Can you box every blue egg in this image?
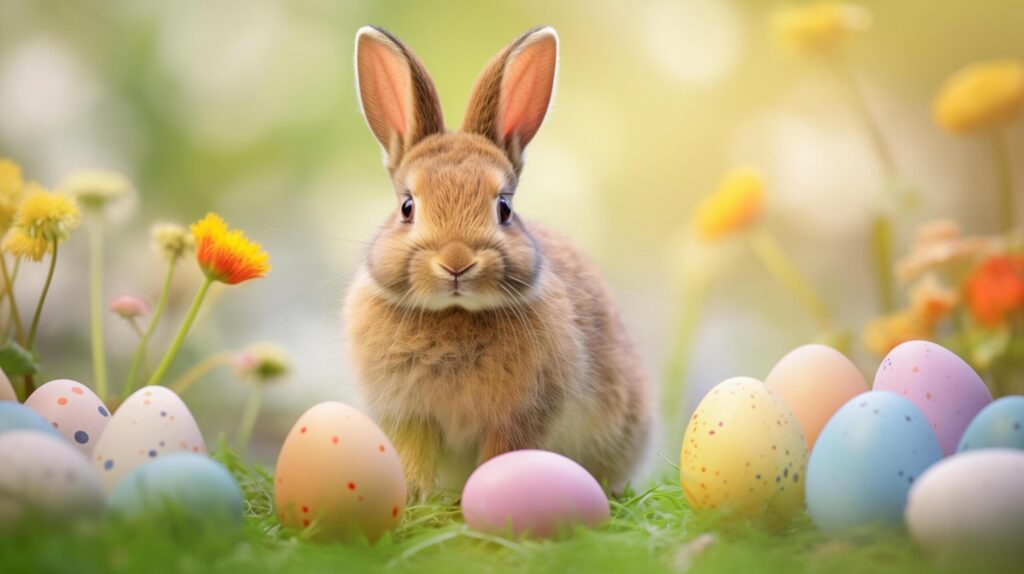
[108,453,244,527]
[806,391,942,532]
[958,396,1024,452]
[0,401,62,438]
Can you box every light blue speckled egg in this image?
[958,396,1024,453]
[108,453,243,527]
[0,401,62,438]
[807,391,943,532]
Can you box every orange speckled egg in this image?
[764,344,868,449]
[680,377,807,530]
[274,402,405,542]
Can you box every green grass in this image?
[0,442,993,573]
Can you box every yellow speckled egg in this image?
[680,377,808,529]
[274,402,405,542]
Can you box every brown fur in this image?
[345,26,653,499]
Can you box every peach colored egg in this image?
[274,402,405,542]
[25,379,111,455]
[91,386,206,492]
[0,368,15,402]
[680,377,807,530]
[764,345,868,448]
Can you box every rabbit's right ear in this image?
[355,26,445,172]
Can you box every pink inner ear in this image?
[500,36,557,144]
[359,36,410,137]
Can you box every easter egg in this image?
[906,449,1024,560]
[25,379,110,455]
[461,449,610,538]
[806,391,942,532]
[0,430,105,527]
[92,386,206,492]
[873,340,992,455]
[680,377,807,529]
[274,401,405,542]
[958,396,1024,452]
[0,401,62,438]
[109,453,244,527]
[0,368,15,401]
[765,344,868,448]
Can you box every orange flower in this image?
[191,212,270,285]
[964,254,1024,326]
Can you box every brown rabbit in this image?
[343,25,653,499]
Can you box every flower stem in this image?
[168,351,233,396]
[662,267,710,438]
[89,219,108,401]
[749,228,835,333]
[146,276,213,388]
[236,385,265,450]
[1,256,26,344]
[124,260,178,399]
[26,241,58,350]
[991,129,1015,233]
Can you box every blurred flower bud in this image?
[233,343,291,385]
[694,167,765,241]
[109,294,150,320]
[151,222,195,262]
[934,59,1024,134]
[59,168,137,222]
[771,2,871,56]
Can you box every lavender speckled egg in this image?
[0,430,105,528]
[873,341,991,455]
[25,379,110,455]
[461,450,610,538]
[91,386,206,492]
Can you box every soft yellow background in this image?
[0,0,1021,464]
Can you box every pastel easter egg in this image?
[807,391,942,532]
[0,368,15,401]
[958,396,1024,452]
[92,386,206,492]
[274,402,405,542]
[109,453,243,527]
[461,450,610,538]
[873,340,992,455]
[906,449,1024,560]
[765,344,868,448]
[680,377,808,530]
[25,379,110,455]
[0,401,62,438]
[0,430,105,528]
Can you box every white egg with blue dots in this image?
[25,379,111,455]
[91,386,206,492]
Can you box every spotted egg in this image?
[680,377,808,530]
[274,402,406,542]
[91,386,206,492]
[25,379,110,455]
[0,367,15,401]
[0,430,105,528]
[806,391,942,532]
[873,340,992,455]
[958,396,1024,452]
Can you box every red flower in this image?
[964,254,1024,326]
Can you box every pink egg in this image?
[461,450,610,538]
[25,379,110,455]
[873,341,992,455]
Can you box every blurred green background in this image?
[0,0,1021,466]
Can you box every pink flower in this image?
[109,294,150,320]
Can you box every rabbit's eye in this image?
[400,197,415,222]
[497,197,512,225]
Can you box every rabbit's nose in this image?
[434,243,477,278]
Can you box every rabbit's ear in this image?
[355,26,445,171]
[463,26,558,173]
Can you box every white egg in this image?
[25,379,111,455]
[91,386,206,492]
[0,367,15,402]
[0,430,105,528]
[906,449,1024,560]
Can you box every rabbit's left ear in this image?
[463,26,558,173]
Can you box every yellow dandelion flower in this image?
[0,158,25,233]
[59,168,136,221]
[863,312,933,357]
[694,167,765,241]
[771,2,871,56]
[191,212,270,285]
[933,59,1024,134]
[1,229,49,262]
[8,183,81,245]
[151,222,195,261]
